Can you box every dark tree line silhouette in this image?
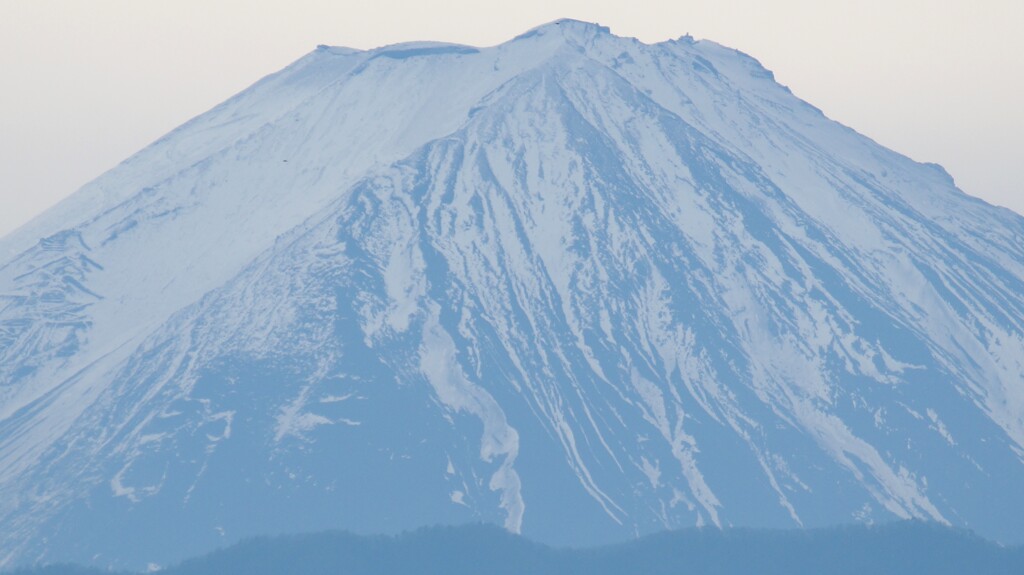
[9,521,1024,575]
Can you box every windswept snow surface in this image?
[1,19,1023,569]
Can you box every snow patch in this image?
[420,306,524,532]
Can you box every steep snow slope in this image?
[1,19,1022,569]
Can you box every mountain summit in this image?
[2,20,1023,569]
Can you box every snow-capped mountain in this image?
[2,19,1023,569]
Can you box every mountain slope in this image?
[1,19,1023,569]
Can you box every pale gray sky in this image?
[1,0,1021,237]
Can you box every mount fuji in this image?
[2,19,1023,569]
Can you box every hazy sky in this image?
[1,0,1021,236]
